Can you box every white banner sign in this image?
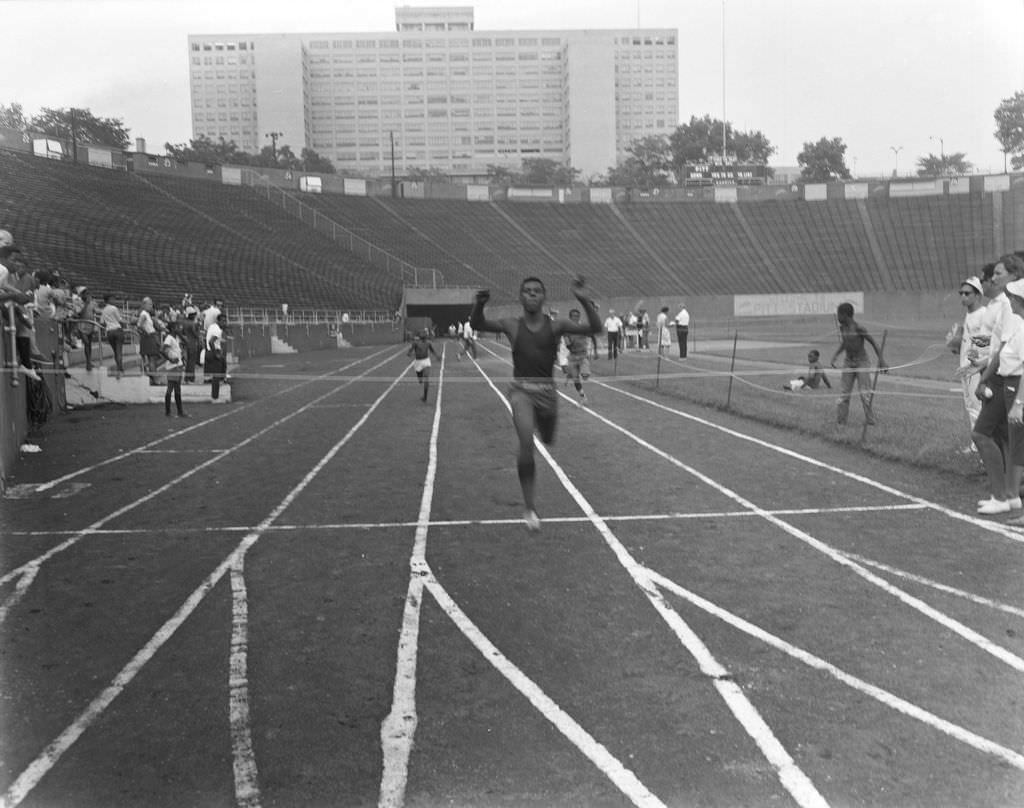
[733,292,864,317]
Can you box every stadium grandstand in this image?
[1,143,1019,316]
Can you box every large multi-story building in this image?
[188,6,677,181]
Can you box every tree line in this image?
[3,93,1023,187]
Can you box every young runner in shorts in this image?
[470,275,601,530]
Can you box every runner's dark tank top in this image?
[512,316,557,381]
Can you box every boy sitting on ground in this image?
[783,349,832,391]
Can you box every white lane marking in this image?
[0,367,410,808]
[379,349,446,808]
[230,554,261,808]
[473,365,828,808]
[838,551,1024,620]
[0,352,405,622]
[32,347,398,493]
[647,569,1024,771]
[422,575,668,808]
[1,503,930,538]
[576,399,1024,673]
[598,381,1024,545]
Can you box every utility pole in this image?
[265,131,283,162]
[70,107,79,164]
[390,131,397,198]
[721,0,727,164]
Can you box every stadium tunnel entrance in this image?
[402,287,476,337]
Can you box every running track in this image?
[1,341,1022,807]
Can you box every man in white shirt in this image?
[674,303,690,358]
[971,255,1024,514]
[459,319,476,359]
[950,274,991,451]
[603,308,623,360]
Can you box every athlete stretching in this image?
[470,275,601,530]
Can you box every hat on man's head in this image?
[961,276,984,295]
[0,229,21,252]
[1006,278,1024,298]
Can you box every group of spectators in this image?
[950,251,1024,521]
[600,304,689,359]
[0,227,229,398]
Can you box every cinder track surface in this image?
[1,342,1022,808]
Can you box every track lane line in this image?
[32,347,398,493]
[469,355,828,808]
[0,351,408,623]
[0,362,411,808]
[647,569,1024,770]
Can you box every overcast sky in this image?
[3,0,1022,176]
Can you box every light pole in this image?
[930,135,945,175]
[890,145,903,178]
[265,131,283,162]
[721,0,727,164]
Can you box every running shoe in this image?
[977,497,1012,515]
[977,496,1022,509]
[523,510,541,531]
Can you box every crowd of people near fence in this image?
[948,249,1024,523]
[0,228,230,401]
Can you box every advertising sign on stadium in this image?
[683,163,767,186]
[734,292,864,318]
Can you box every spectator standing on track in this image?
[970,255,1024,514]
[783,349,832,391]
[204,312,229,400]
[674,303,690,358]
[564,308,592,404]
[137,297,161,385]
[950,274,991,453]
[407,330,441,403]
[656,306,672,355]
[603,308,622,360]
[459,319,477,360]
[76,288,98,371]
[1002,278,1024,525]
[181,309,201,383]
[161,320,189,418]
[829,302,887,426]
[470,275,601,531]
[638,308,650,350]
[99,293,126,378]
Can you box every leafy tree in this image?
[486,163,520,185]
[668,114,775,178]
[300,147,336,174]
[405,166,451,182]
[164,135,251,165]
[620,135,675,188]
[0,102,28,131]
[797,136,851,182]
[994,90,1024,171]
[30,106,130,148]
[915,151,972,177]
[519,157,580,186]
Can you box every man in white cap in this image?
[674,301,690,358]
[949,273,990,452]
